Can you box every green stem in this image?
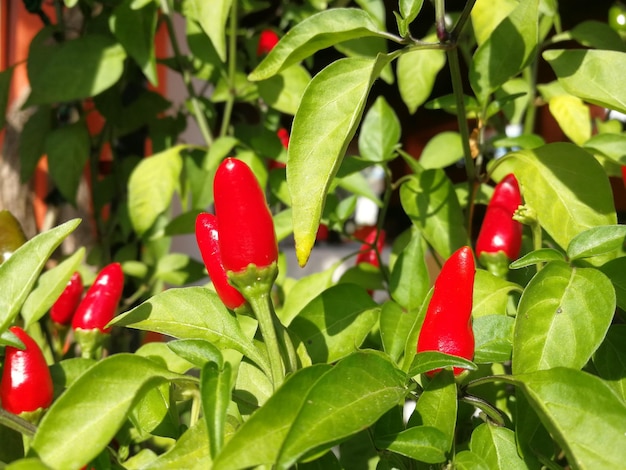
[434,0,448,41]
[450,0,477,40]
[219,0,239,137]
[447,46,477,230]
[461,394,506,426]
[0,409,37,437]
[229,264,284,390]
[159,0,214,146]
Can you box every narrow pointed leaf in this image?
[0,219,80,333]
[201,362,232,458]
[567,225,626,261]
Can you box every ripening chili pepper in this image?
[621,166,626,189]
[50,272,84,325]
[0,326,54,415]
[355,226,386,268]
[475,173,523,268]
[196,213,247,310]
[213,158,278,274]
[257,29,280,56]
[417,245,475,377]
[72,263,124,333]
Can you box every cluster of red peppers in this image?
[355,226,386,296]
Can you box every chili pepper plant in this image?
[1,0,626,468]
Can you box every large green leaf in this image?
[213,351,406,469]
[27,29,126,105]
[547,95,590,146]
[142,418,211,469]
[358,96,401,162]
[469,424,527,469]
[491,143,616,251]
[374,426,448,463]
[419,131,463,170]
[515,368,626,469]
[0,66,12,131]
[599,257,626,311]
[289,284,379,364]
[544,49,626,114]
[29,354,187,470]
[388,227,429,312]
[257,64,311,115]
[287,55,391,265]
[470,0,517,46]
[399,169,470,260]
[21,247,85,327]
[583,132,626,165]
[567,225,626,261]
[127,145,185,236]
[249,9,387,81]
[512,261,615,374]
[470,0,539,104]
[111,287,269,376]
[45,121,91,204]
[472,269,521,318]
[397,38,446,114]
[593,325,626,401]
[184,0,231,62]
[110,0,158,84]
[473,315,514,363]
[0,219,80,333]
[19,105,51,182]
[379,300,416,364]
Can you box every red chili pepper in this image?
[257,29,280,56]
[621,166,626,189]
[72,263,124,333]
[475,173,523,261]
[195,213,247,310]
[50,272,84,325]
[417,245,475,376]
[213,158,278,274]
[0,326,54,415]
[355,226,386,268]
[269,128,289,170]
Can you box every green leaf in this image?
[374,426,448,463]
[49,357,96,393]
[201,362,232,458]
[249,9,387,81]
[409,370,457,451]
[154,253,206,286]
[419,131,463,170]
[27,30,126,105]
[234,357,273,415]
[212,351,407,469]
[127,145,185,236]
[21,248,85,328]
[45,121,91,204]
[599,257,626,312]
[400,170,470,260]
[131,382,179,439]
[583,132,626,165]
[567,225,626,261]
[593,325,626,401]
[19,105,51,182]
[0,66,12,130]
[184,0,231,62]
[273,208,294,243]
[389,227,429,312]
[470,0,517,46]
[544,49,626,114]
[408,351,477,377]
[167,339,224,369]
[111,287,269,376]
[110,0,158,85]
[358,96,401,162]
[0,219,80,333]
[515,368,626,469]
[257,64,311,115]
[473,269,521,318]
[142,418,212,469]
[547,95,590,145]
[380,300,416,364]
[512,261,615,374]
[491,143,616,251]
[469,423,528,469]
[454,450,490,470]
[397,41,446,114]
[29,354,186,470]
[568,20,626,52]
[288,55,391,266]
[509,248,566,269]
[399,0,424,26]
[470,0,539,104]
[473,315,514,363]
[0,210,27,264]
[136,341,195,375]
[289,284,380,364]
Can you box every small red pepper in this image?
[72,263,124,333]
[213,158,278,274]
[257,29,280,56]
[195,213,247,310]
[355,226,386,267]
[269,128,289,170]
[417,246,475,376]
[476,173,523,262]
[50,271,84,326]
[0,326,54,415]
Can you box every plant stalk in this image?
[219,0,239,137]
